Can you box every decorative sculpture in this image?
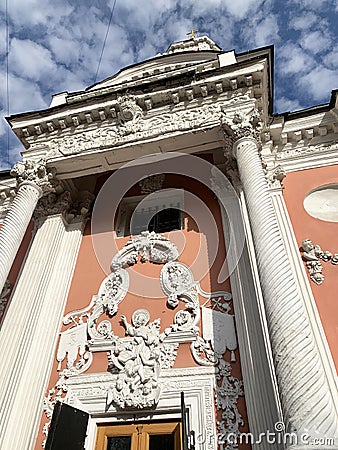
[301,238,338,284]
[47,232,243,445]
[106,309,172,408]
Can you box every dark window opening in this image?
[148,208,181,233]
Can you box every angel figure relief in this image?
[107,309,172,409]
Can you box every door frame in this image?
[62,366,217,450]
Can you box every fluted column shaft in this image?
[0,181,42,292]
[234,136,338,446]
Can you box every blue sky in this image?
[0,0,337,169]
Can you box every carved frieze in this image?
[45,95,259,158]
[117,94,143,125]
[276,140,338,162]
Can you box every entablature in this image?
[7,59,269,153]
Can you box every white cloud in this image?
[278,42,315,74]
[287,0,333,8]
[0,0,73,28]
[300,30,332,55]
[298,67,337,101]
[290,12,318,30]
[0,114,8,138]
[322,45,338,69]
[275,96,302,113]
[223,0,265,19]
[0,70,47,114]
[253,14,279,47]
[10,38,56,82]
[0,25,7,56]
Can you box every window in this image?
[116,190,184,237]
[95,422,182,450]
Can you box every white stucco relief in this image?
[31,89,254,158]
[301,238,338,285]
[45,231,244,447]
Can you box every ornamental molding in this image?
[45,102,228,157]
[275,140,338,163]
[15,70,260,144]
[34,190,72,220]
[116,94,143,125]
[20,89,256,158]
[45,367,218,450]
[10,158,59,196]
[301,238,338,285]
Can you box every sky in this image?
[0,0,337,169]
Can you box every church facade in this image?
[0,35,337,450]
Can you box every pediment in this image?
[86,50,220,92]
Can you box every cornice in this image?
[8,61,267,152]
[262,105,338,170]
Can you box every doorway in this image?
[95,422,182,450]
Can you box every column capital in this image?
[10,159,58,198]
[221,107,262,154]
[33,189,94,224]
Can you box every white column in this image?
[233,136,338,447]
[0,181,41,291]
[270,189,338,402]
[0,159,57,294]
[0,214,84,450]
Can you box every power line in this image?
[5,0,10,167]
[94,0,117,84]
